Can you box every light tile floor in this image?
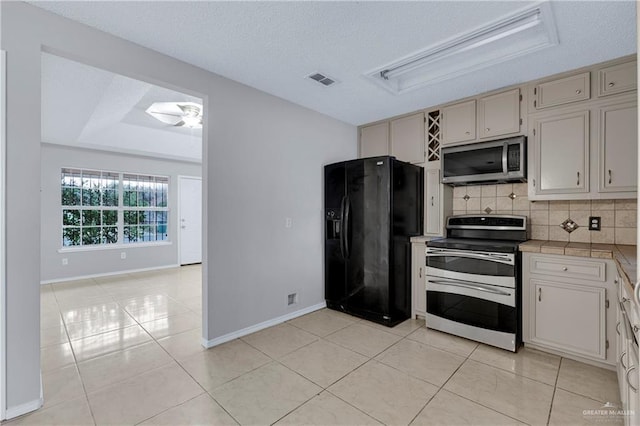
[5,265,624,425]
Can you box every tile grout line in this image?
[48,281,99,426]
[48,271,210,425]
[546,357,563,425]
[406,334,481,425]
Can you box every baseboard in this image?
[202,301,326,348]
[4,397,43,420]
[40,263,181,285]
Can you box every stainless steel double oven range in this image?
[425,215,527,352]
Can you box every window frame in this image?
[60,167,170,250]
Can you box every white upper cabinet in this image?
[478,88,521,139]
[599,101,638,192]
[424,169,441,236]
[390,112,425,164]
[532,110,590,195]
[441,100,476,144]
[598,61,637,97]
[359,122,389,158]
[531,72,590,110]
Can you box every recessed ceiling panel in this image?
[41,52,203,161]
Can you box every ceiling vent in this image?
[365,1,558,95]
[307,72,337,87]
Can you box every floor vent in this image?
[287,293,298,306]
[307,72,337,87]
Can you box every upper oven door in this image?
[426,247,516,288]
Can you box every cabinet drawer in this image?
[533,72,590,110]
[598,61,636,97]
[529,255,606,282]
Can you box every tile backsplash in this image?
[452,183,637,245]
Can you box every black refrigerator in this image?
[324,156,423,326]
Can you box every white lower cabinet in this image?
[411,242,426,319]
[523,253,616,366]
[615,272,640,426]
[530,279,606,360]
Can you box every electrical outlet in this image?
[61,258,68,266]
[285,217,293,228]
[120,252,127,259]
[589,216,601,231]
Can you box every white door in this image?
[179,176,202,265]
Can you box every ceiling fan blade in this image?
[147,111,183,118]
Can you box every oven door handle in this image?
[429,278,513,296]
[426,250,514,265]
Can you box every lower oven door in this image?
[426,276,519,351]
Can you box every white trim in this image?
[0,49,6,421]
[57,241,172,253]
[4,397,43,420]
[41,141,202,165]
[40,263,180,285]
[201,302,327,348]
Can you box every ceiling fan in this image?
[145,101,203,128]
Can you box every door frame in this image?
[1,49,7,420]
[177,175,203,266]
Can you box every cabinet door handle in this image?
[608,169,612,184]
[616,321,621,336]
[465,131,470,135]
[419,267,422,278]
[621,351,628,369]
[486,128,490,132]
[562,267,568,271]
[533,179,536,187]
[575,89,582,94]
[538,288,542,302]
[431,196,434,206]
[627,366,638,392]
[577,171,580,186]
[609,82,615,87]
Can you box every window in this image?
[61,168,169,247]
[123,174,169,243]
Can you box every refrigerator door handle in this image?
[339,196,346,259]
[344,196,351,259]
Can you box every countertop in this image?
[519,240,637,297]
[410,236,431,243]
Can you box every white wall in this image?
[40,144,201,282]
[1,2,356,416]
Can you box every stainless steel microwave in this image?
[441,136,526,186]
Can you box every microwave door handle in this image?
[502,142,508,175]
[429,278,512,296]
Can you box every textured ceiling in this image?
[32,1,636,126]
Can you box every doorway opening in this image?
[38,51,205,411]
